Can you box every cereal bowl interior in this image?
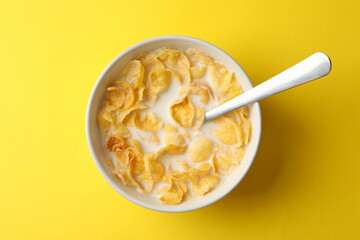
[86,36,261,212]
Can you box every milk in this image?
[101,50,244,199]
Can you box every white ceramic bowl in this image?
[86,36,262,212]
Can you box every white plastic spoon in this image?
[205,52,332,121]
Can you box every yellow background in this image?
[1,0,359,239]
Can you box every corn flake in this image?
[105,81,135,111]
[144,153,165,182]
[145,68,172,104]
[118,102,147,127]
[160,182,184,205]
[114,149,132,167]
[208,63,242,101]
[170,96,195,128]
[181,129,191,140]
[113,124,130,138]
[148,132,160,144]
[191,81,214,99]
[114,169,135,187]
[212,116,242,146]
[156,48,191,85]
[106,134,126,152]
[193,175,220,196]
[187,49,214,66]
[156,144,188,157]
[98,106,115,135]
[134,110,164,131]
[168,165,187,181]
[190,66,206,79]
[128,139,143,157]
[211,152,239,175]
[104,86,126,110]
[189,138,214,163]
[164,124,185,146]
[192,107,205,130]
[189,162,212,175]
[133,84,146,105]
[118,60,144,89]
[138,52,164,69]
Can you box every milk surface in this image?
[101,49,246,199]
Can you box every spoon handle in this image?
[205,52,331,121]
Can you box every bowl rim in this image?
[85,35,262,213]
